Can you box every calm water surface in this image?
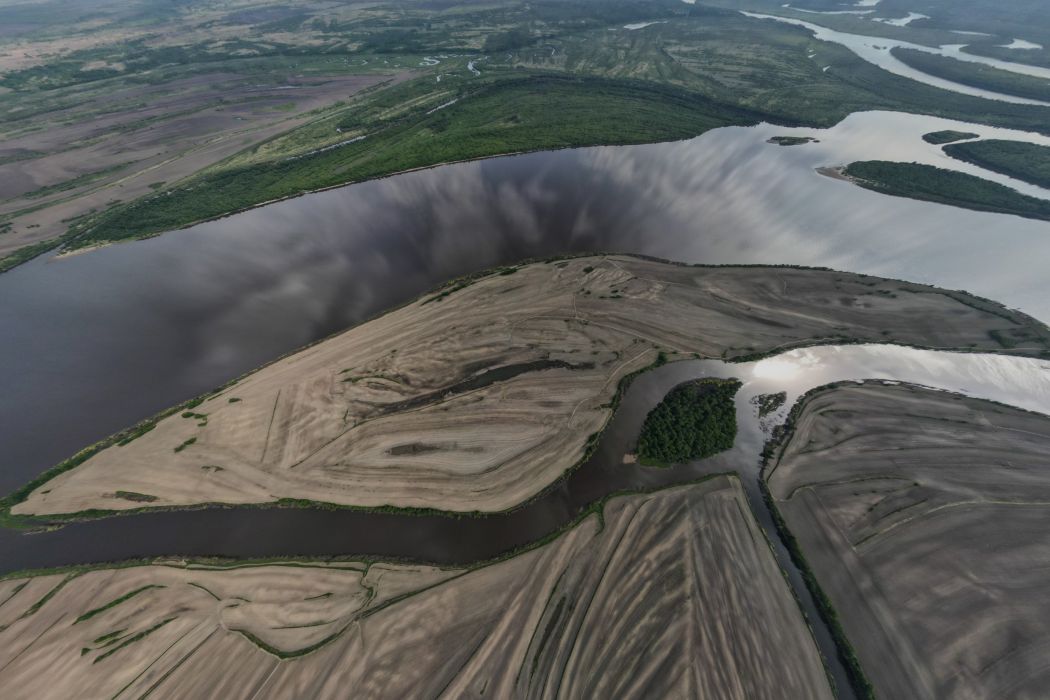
[2,110,1050,493]
[4,116,1050,694]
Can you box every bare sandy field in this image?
[767,382,1050,699]
[0,477,833,699]
[15,255,1050,517]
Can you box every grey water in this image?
[3,110,1050,497]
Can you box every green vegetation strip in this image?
[761,480,875,700]
[75,585,165,624]
[844,160,1050,221]
[761,385,876,700]
[94,617,175,663]
[66,74,763,247]
[944,139,1050,190]
[637,378,741,467]
[20,574,77,618]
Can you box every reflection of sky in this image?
[747,345,1050,418]
[2,110,1050,485]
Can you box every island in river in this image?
[8,254,1049,523]
[766,381,1050,698]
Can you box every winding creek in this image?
[3,108,1050,694]
[2,344,1049,697]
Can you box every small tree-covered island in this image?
[636,378,742,467]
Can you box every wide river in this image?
[3,109,1050,698]
[3,109,1050,495]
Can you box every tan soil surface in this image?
[0,477,833,699]
[767,382,1050,699]
[15,255,1050,516]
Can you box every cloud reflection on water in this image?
[1,110,1050,486]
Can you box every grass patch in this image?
[113,491,158,503]
[74,584,164,623]
[636,378,741,467]
[844,160,1050,221]
[94,617,175,663]
[173,437,197,453]
[21,164,127,201]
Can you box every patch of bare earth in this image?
[767,382,1050,699]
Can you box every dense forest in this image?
[922,130,978,145]
[636,378,741,467]
[944,139,1050,190]
[844,160,1050,221]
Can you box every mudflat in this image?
[767,382,1050,699]
[13,254,1050,517]
[0,477,832,699]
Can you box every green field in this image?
[944,139,1050,190]
[844,160,1050,221]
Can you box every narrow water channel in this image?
[4,344,1049,697]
